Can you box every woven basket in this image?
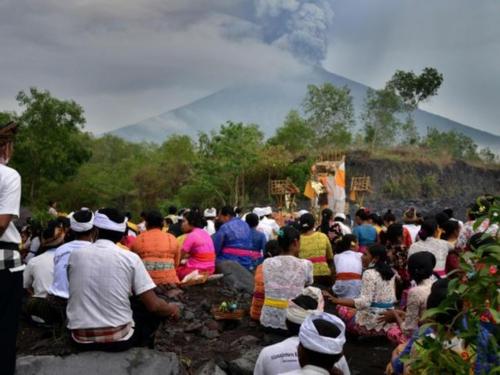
[211,306,245,321]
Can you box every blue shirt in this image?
[249,228,267,253]
[352,224,377,246]
[213,218,257,270]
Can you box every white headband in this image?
[286,286,325,325]
[286,300,319,325]
[301,287,325,311]
[93,212,127,232]
[68,211,95,233]
[299,312,346,355]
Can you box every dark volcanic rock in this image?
[227,347,261,375]
[195,360,227,375]
[16,348,181,375]
[216,261,254,293]
[347,154,500,220]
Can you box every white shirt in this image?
[280,363,350,375]
[23,249,56,298]
[204,219,216,235]
[280,366,329,375]
[333,250,362,275]
[67,239,155,330]
[48,240,92,299]
[258,217,280,240]
[25,236,40,264]
[254,336,350,375]
[408,237,453,272]
[48,207,58,217]
[335,221,352,236]
[0,164,22,246]
[403,224,421,243]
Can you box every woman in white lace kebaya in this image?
[260,226,314,330]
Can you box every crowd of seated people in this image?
[15,200,497,374]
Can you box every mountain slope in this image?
[110,67,500,150]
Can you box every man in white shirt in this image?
[257,206,280,241]
[254,290,350,375]
[24,219,73,324]
[333,213,352,235]
[0,121,23,375]
[204,207,216,235]
[49,209,95,300]
[280,313,348,375]
[28,209,96,324]
[23,246,55,298]
[67,208,179,351]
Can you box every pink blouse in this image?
[182,228,216,271]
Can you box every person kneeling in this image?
[281,312,348,375]
[66,209,179,351]
[255,288,350,375]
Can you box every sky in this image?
[0,0,499,135]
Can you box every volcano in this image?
[110,67,500,150]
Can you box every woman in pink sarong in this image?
[176,210,216,280]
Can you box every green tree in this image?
[361,87,404,148]
[196,121,264,206]
[12,88,91,204]
[386,67,443,145]
[422,127,478,160]
[268,110,314,154]
[157,135,197,198]
[400,118,420,146]
[303,83,355,147]
[57,135,149,212]
[387,67,444,112]
[0,111,15,125]
[133,135,198,209]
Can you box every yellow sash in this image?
[264,297,289,309]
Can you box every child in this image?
[332,234,363,298]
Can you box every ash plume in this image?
[254,0,334,64]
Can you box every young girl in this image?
[260,226,313,331]
[332,234,363,298]
[325,244,398,337]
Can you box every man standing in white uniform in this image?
[0,121,23,375]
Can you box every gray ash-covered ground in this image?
[17,279,392,374]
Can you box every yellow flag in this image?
[304,180,315,199]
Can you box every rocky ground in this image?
[17,265,393,374]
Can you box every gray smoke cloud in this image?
[254,0,334,64]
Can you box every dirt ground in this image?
[17,280,393,374]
